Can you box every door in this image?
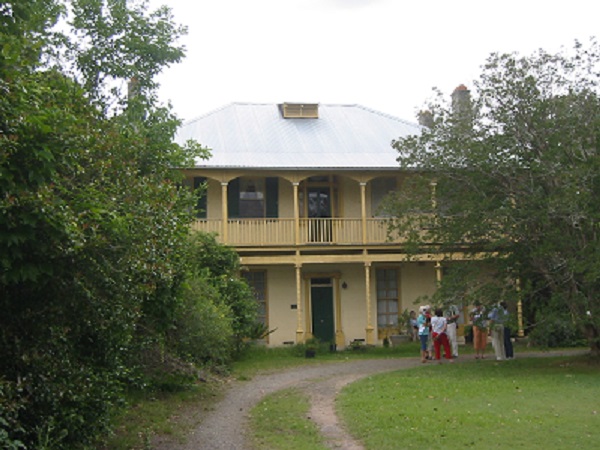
[311,278,335,343]
[308,187,332,242]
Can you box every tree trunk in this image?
[584,323,600,357]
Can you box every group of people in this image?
[470,301,514,361]
[414,301,514,363]
[415,305,459,364]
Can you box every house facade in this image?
[176,102,470,348]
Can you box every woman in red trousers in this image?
[430,308,454,364]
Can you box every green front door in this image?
[311,278,334,343]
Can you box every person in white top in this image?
[488,304,506,361]
[444,304,461,358]
[430,308,454,363]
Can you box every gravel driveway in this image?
[152,357,423,450]
[153,349,587,450]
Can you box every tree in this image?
[389,40,600,355]
[0,1,209,448]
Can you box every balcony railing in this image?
[190,218,403,246]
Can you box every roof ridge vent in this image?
[280,102,319,119]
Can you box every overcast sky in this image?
[152,0,599,124]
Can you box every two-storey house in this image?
[176,102,462,348]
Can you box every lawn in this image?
[337,355,600,449]
[105,344,597,449]
[249,388,328,450]
[232,341,422,377]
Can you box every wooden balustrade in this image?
[191,218,403,246]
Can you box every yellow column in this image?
[221,182,228,243]
[364,262,374,344]
[360,182,367,244]
[430,180,438,209]
[295,263,305,343]
[516,277,524,337]
[334,277,345,348]
[435,261,442,286]
[293,182,300,245]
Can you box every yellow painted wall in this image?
[262,262,440,347]
[400,263,438,311]
[340,177,361,217]
[339,264,368,344]
[265,265,303,345]
[278,179,294,218]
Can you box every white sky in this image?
[152,0,599,124]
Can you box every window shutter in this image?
[228,178,240,218]
[265,177,278,218]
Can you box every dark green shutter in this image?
[265,177,278,218]
[193,177,207,219]
[228,178,240,218]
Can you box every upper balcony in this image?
[191,217,402,247]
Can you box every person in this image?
[444,304,461,358]
[409,310,419,342]
[424,305,433,359]
[417,306,431,363]
[488,303,506,361]
[470,301,487,359]
[430,308,454,363]
[500,301,514,359]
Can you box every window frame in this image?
[375,268,400,336]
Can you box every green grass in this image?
[101,382,224,450]
[105,343,592,449]
[232,341,422,378]
[249,388,328,450]
[338,355,600,449]
[104,343,420,448]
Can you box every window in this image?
[371,177,397,217]
[228,177,279,218]
[376,268,399,328]
[242,270,267,328]
[239,178,265,218]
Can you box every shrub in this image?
[528,315,586,348]
[170,277,235,367]
[0,379,25,450]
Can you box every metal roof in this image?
[175,103,421,169]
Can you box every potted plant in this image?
[304,337,319,358]
[389,309,412,346]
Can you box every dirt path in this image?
[153,358,422,450]
[153,350,587,450]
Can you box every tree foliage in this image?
[185,232,259,349]
[169,233,259,367]
[389,40,600,355]
[0,1,230,448]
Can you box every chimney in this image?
[418,110,434,128]
[451,84,471,115]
